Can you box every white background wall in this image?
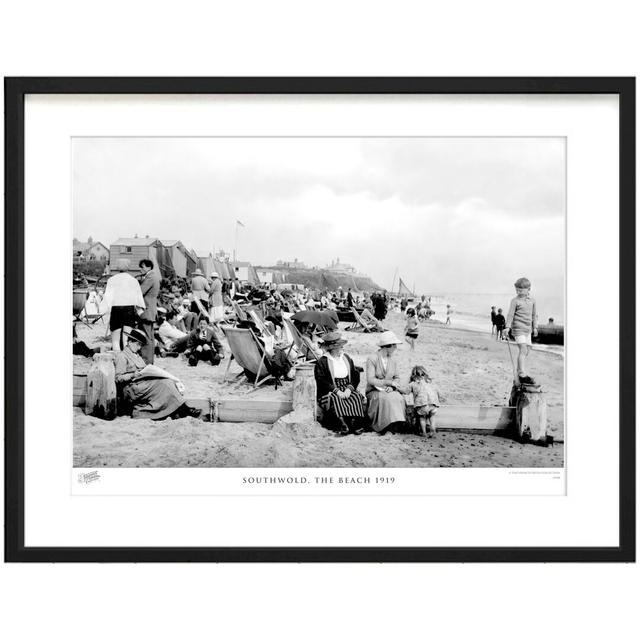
[1,2,638,639]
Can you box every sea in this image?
[401,292,564,356]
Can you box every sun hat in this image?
[123,327,148,345]
[377,330,403,347]
[320,330,347,347]
[157,306,167,314]
[192,268,204,276]
[211,272,220,278]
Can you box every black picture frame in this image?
[4,77,635,563]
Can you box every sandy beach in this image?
[73,312,564,468]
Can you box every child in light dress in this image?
[408,365,442,437]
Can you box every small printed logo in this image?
[78,470,101,484]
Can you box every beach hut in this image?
[231,261,260,284]
[109,236,164,274]
[161,240,190,278]
[257,268,278,285]
[185,248,198,276]
[213,258,232,280]
[195,250,215,278]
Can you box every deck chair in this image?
[231,300,248,322]
[73,290,106,327]
[222,326,274,389]
[283,317,319,362]
[247,309,273,337]
[348,307,379,333]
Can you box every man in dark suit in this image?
[138,258,161,364]
[185,317,224,366]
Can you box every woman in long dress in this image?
[208,272,225,325]
[114,327,201,420]
[365,330,408,434]
[314,331,367,436]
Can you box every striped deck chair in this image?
[222,326,274,389]
[348,307,378,333]
[283,318,319,362]
[247,308,273,337]
[231,299,248,322]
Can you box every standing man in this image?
[138,258,160,364]
[346,288,354,308]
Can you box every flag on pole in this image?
[237,220,245,228]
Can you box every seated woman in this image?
[314,331,367,436]
[365,330,408,434]
[115,327,201,420]
[185,316,224,367]
[155,308,189,357]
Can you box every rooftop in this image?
[113,237,159,247]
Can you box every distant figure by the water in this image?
[490,306,497,335]
[445,304,453,325]
[505,277,538,384]
[494,308,506,340]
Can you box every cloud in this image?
[73,137,565,296]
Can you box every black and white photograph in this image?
[72,136,565,469]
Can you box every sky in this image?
[73,137,565,297]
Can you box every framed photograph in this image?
[5,77,635,562]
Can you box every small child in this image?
[408,365,442,437]
[494,308,506,341]
[505,277,538,384]
[445,304,453,325]
[404,307,419,350]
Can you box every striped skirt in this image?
[322,377,366,419]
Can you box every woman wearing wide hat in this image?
[114,327,201,420]
[314,331,367,436]
[365,330,408,434]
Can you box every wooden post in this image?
[511,384,548,444]
[85,352,117,420]
[270,362,323,435]
[292,362,317,419]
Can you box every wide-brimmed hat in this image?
[157,306,167,314]
[192,268,204,276]
[378,330,402,347]
[320,331,347,347]
[123,327,148,345]
[210,272,220,278]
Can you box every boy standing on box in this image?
[505,277,538,384]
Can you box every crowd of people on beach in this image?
[74,260,540,434]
